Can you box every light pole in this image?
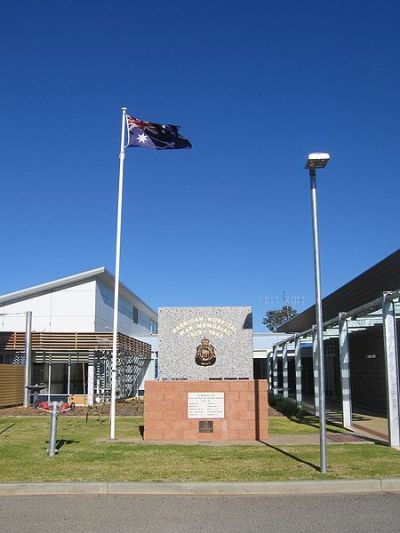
[305,152,330,473]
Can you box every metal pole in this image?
[312,325,319,416]
[87,364,94,407]
[48,401,59,457]
[110,106,127,440]
[309,168,327,473]
[96,358,100,399]
[23,311,32,407]
[48,361,52,404]
[67,361,71,397]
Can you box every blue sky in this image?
[1,1,399,330]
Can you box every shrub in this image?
[268,392,278,407]
[274,397,300,418]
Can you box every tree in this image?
[262,305,297,332]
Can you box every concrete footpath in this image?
[0,479,400,496]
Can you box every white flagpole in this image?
[110,106,127,440]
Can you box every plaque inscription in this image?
[199,421,213,433]
[188,392,224,419]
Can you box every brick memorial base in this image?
[144,379,268,442]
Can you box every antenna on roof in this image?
[260,291,304,311]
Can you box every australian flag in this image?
[127,115,192,150]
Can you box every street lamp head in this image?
[305,152,330,170]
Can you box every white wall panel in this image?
[0,281,96,332]
[51,283,95,316]
[94,280,156,336]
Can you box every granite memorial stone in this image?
[158,306,253,379]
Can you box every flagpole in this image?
[110,106,127,440]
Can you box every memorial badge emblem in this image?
[195,338,216,366]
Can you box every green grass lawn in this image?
[0,416,399,483]
[268,415,346,434]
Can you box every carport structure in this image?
[269,290,400,448]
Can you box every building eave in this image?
[0,267,106,305]
[0,267,157,319]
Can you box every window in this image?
[132,305,139,324]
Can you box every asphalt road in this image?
[1,493,400,533]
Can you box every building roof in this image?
[278,249,400,333]
[0,267,157,317]
[252,332,291,350]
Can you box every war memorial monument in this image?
[144,306,268,442]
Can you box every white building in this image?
[0,267,157,336]
[0,268,158,404]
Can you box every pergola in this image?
[0,331,151,405]
[269,290,400,447]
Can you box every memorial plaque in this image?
[188,392,224,419]
[199,421,213,433]
[158,306,253,380]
